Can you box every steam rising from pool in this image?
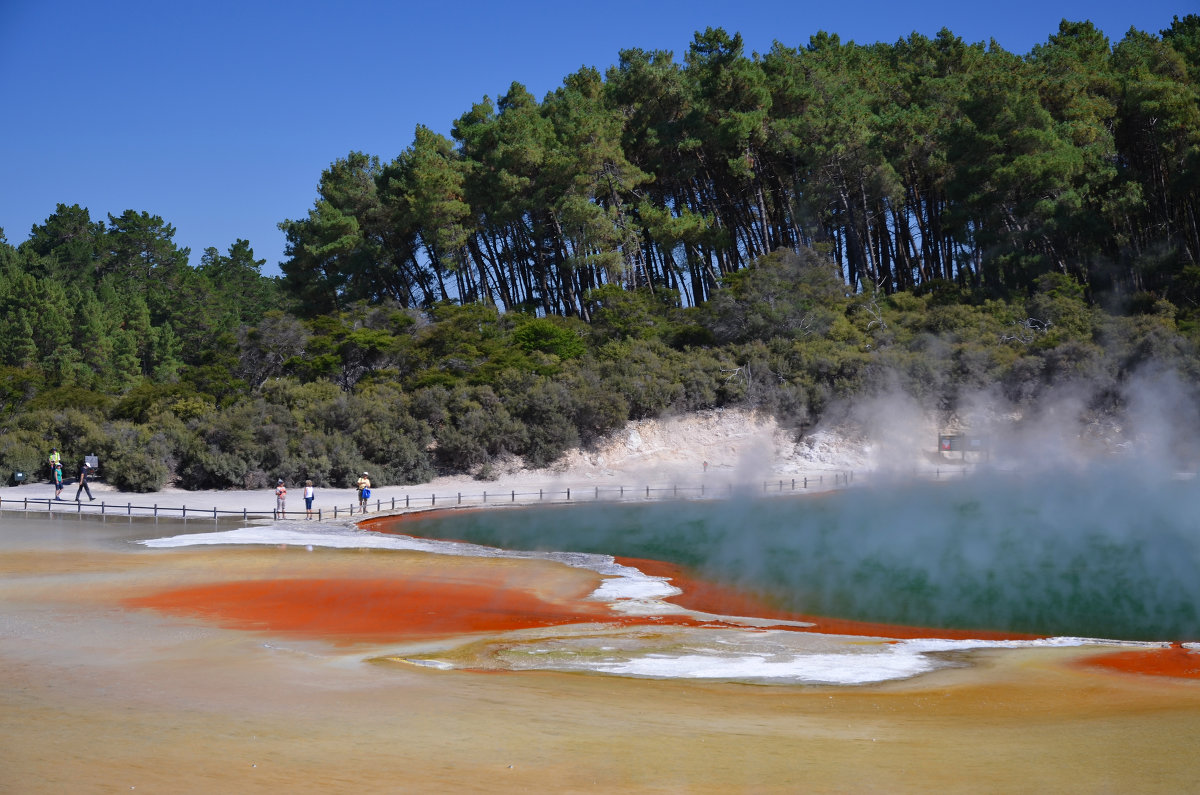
[405,464,1200,641]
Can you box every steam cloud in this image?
[413,369,1200,641]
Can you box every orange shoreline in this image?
[127,509,1200,679]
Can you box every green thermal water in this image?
[400,471,1200,641]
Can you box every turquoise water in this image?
[400,471,1200,641]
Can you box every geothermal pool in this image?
[369,470,1200,642]
[136,468,1200,685]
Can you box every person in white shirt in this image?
[304,480,316,519]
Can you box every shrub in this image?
[103,421,169,492]
[512,316,586,360]
[0,429,44,485]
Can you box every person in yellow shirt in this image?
[356,472,371,511]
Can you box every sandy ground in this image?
[4,411,1200,792]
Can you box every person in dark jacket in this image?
[75,461,95,501]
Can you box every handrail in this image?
[0,470,898,521]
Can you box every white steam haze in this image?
[487,366,1200,641]
[814,366,1200,478]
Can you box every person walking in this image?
[275,479,287,517]
[356,471,371,512]
[53,463,64,500]
[304,480,315,519]
[75,460,94,501]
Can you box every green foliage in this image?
[706,248,847,343]
[0,429,45,484]
[429,385,526,473]
[512,316,586,360]
[103,421,170,492]
[1026,272,1098,346]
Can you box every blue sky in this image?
[0,0,1189,276]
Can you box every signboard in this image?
[938,435,987,458]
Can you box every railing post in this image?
[620,486,624,497]
[391,497,395,510]
[458,492,461,505]
[334,506,338,518]
[128,503,131,516]
[101,501,105,515]
[595,486,599,500]
[483,491,487,504]
[539,489,543,501]
[566,488,570,501]
[511,490,515,502]
[182,505,186,518]
[646,486,650,498]
[431,494,435,506]
[154,503,158,517]
[406,494,410,508]
[673,484,677,497]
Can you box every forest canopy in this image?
[2,17,1199,491]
